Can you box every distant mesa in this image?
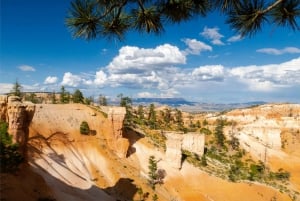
[133,98,194,106]
[132,97,267,112]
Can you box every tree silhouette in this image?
[73,89,84,103]
[66,0,300,41]
[148,155,158,189]
[11,80,22,97]
[214,118,226,147]
[60,86,70,104]
[148,104,157,129]
[98,94,107,106]
[51,91,57,104]
[80,121,90,135]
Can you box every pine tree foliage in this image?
[0,121,24,173]
[66,0,300,41]
[148,155,158,189]
[214,118,226,147]
[60,86,70,104]
[73,89,84,103]
[98,94,107,106]
[148,104,157,129]
[11,80,22,97]
[80,121,90,135]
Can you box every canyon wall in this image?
[0,97,130,159]
[101,106,129,158]
[29,104,129,158]
[222,104,300,161]
[0,95,35,157]
[164,132,205,169]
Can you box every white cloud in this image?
[229,57,300,91]
[61,72,81,87]
[159,88,180,98]
[44,76,58,84]
[137,92,158,98]
[0,83,13,94]
[0,83,42,93]
[227,34,242,42]
[182,38,212,55]
[256,47,300,55]
[107,44,186,74]
[18,65,36,72]
[107,71,168,90]
[192,65,225,81]
[137,89,179,98]
[94,70,107,86]
[200,27,224,45]
[37,42,299,102]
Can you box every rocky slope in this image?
[1,98,299,201]
[220,104,300,194]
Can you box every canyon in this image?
[0,95,299,201]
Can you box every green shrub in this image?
[148,155,158,189]
[200,127,211,135]
[0,121,24,173]
[269,169,290,181]
[80,121,90,135]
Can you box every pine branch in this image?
[262,0,285,14]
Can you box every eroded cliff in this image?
[1,100,298,201]
[0,95,35,157]
[221,104,300,161]
[164,132,205,169]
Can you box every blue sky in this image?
[1,0,300,103]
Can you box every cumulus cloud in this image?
[61,72,86,87]
[256,47,300,55]
[43,41,299,102]
[137,92,158,98]
[0,83,13,94]
[192,65,225,81]
[229,57,300,91]
[18,65,36,72]
[200,27,224,45]
[182,38,212,55]
[107,71,168,90]
[94,70,107,86]
[44,76,58,84]
[0,83,41,93]
[227,34,242,42]
[107,44,186,74]
[137,89,179,98]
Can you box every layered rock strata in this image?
[29,104,129,158]
[164,132,205,169]
[223,104,300,161]
[105,107,129,158]
[0,95,35,157]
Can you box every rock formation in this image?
[29,104,129,158]
[165,133,183,169]
[0,95,35,157]
[100,106,129,158]
[222,104,300,161]
[164,132,205,169]
[0,95,8,121]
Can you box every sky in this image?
[1,0,300,103]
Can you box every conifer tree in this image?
[66,0,300,41]
[148,155,158,189]
[11,80,22,97]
